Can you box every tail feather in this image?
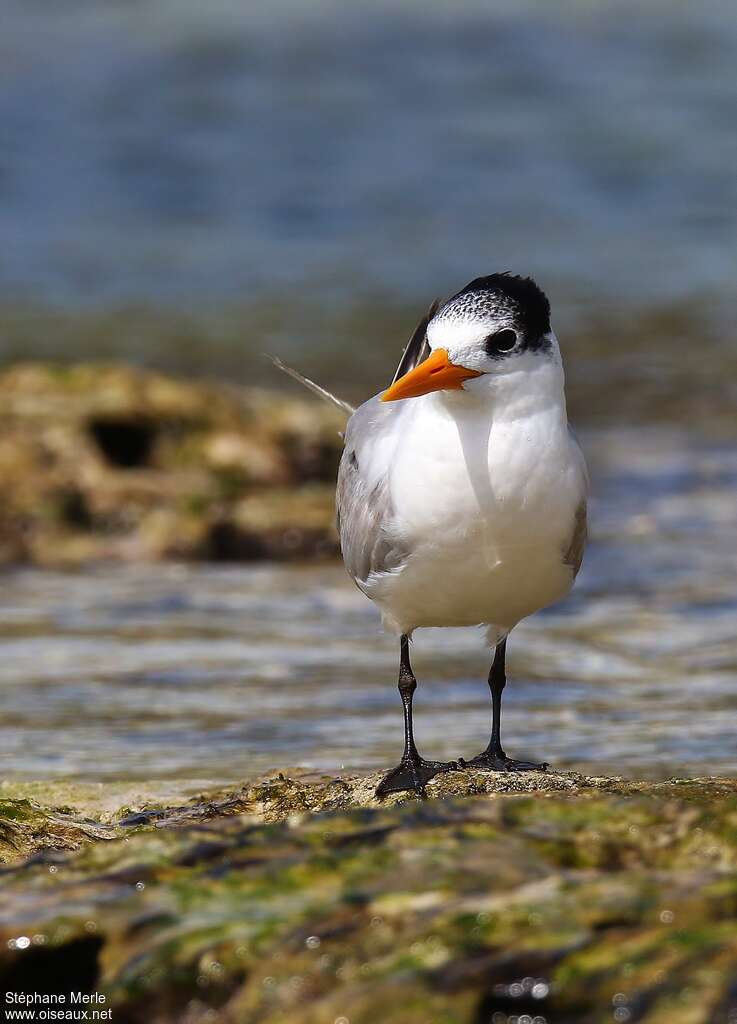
[266,355,355,417]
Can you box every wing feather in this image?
[337,302,439,586]
[563,499,588,577]
[336,397,409,588]
[563,428,589,577]
[267,356,354,416]
[390,299,440,385]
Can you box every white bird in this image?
[275,273,588,798]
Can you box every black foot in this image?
[376,756,459,798]
[458,752,548,773]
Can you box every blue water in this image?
[2,428,737,784]
[1,0,735,342]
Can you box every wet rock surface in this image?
[2,770,737,1022]
[0,363,345,566]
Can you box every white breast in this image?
[364,357,588,640]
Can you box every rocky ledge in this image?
[2,769,737,1022]
[0,362,346,566]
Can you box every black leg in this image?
[487,637,507,759]
[461,638,548,772]
[398,634,420,761]
[376,635,460,798]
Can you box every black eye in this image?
[485,328,517,355]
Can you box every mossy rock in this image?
[0,362,345,566]
[2,770,737,1021]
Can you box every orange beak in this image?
[381,347,482,402]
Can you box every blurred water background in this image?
[3,425,737,784]
[1,0,736,785]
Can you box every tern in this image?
[273,273,588,798]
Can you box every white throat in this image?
[438,349,568,430]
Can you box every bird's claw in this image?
[375,755,459,798]
[458,753,548,773]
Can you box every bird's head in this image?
[381,273,558,403]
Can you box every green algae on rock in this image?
[0,768,601,865]
[2,771,737,1022]
[0,796,117,865]
[0,362,345,566]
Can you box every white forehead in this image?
[426,315,561,373]
[426,314,507,358]
[425,315,489,352]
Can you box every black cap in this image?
[436,273,551,346]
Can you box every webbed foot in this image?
[458,752,548,772]
[376,755,459,798]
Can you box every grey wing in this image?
[336,397,409,588]
[336,301,437,587]
[563,427,589,577]
[390,299,440,384]
[563,499,587,577]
